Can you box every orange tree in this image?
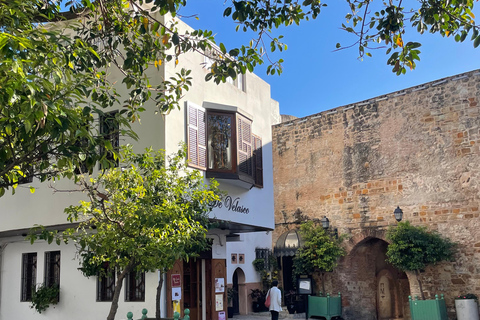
[386,221,456,300]
[28,146,221,320]
[293,221,346,295]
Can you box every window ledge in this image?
[206,171,254,189]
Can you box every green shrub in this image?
[30,284,59,314]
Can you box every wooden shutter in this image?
[237,115,253,176]
[253,135,263,188]
[187,102,207,170]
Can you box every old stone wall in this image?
[272,70,480,319]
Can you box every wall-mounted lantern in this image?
[394,206,403,222]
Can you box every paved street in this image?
[232,311,307,320]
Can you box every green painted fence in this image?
[126,308,190,320]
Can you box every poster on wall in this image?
[215,294,224,311]
[297,278,313,295]
[172,287,181,301]
[215,278,225,293]
[172,274,181,287]
[218,311,226,320]
[173,300,181,314]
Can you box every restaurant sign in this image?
[212,195,249,214]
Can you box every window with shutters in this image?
[187,101,263,188]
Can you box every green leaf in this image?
[223,7,232,17]
[474,35,480,48]
[220,43,226,54]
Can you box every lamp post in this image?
[394,206,403,222]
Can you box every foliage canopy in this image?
[386,221,456,272]
[1,0,478,195]
[386,221,456,299]
[293,221,346,294]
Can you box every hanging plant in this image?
[30,284,59,314]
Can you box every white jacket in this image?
[267,286,282,312]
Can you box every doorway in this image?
[232,267,247,315]
[233,270,239,314]
[183,259,201,320]
[339,237,410,320]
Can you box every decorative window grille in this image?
[125,271,145,302]
[97,262,115,302]
[21,253,37,301]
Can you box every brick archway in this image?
[332,232,411,320]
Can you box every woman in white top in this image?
[266,280,282,320]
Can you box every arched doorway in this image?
[232,268,246,315]
[337,237,410,320]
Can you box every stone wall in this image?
[272,70,480,319]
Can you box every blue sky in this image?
[179,1,479,118]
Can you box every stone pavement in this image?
[231,311,307,320]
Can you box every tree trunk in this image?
[107,263,134,320]
[156,272,164,320]
[321,272,326,295]
[415,269,425,300]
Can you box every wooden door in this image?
[183,259,201,320]
[206,259,227,320]
[167,260,183,318]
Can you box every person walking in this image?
[266,280,282,320]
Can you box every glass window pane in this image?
[207,114,232,171]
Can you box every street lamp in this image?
[394,206,403,222]
[321,216,330,229]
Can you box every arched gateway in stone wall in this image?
[333,230,411,320]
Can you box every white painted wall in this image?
[0,240,161,320]
[226,232,272,285]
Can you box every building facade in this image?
[272,70,480,320]
[0,15,279,320]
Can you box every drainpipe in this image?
[0,243,9,314]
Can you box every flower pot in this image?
[409,295,448,320]
[228,306,234,318]
[287,304,295,314]
[252,302,263,313]
[455,299,479,320]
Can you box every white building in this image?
[0,14,280,320]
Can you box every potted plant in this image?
[291,221,346,318]
[455,293,479,320]
[252,256,278,291]
[227,287,236,318]
[284,290,296,314]
[250,288,267,312]
[386,221,456,320]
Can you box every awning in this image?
[273,229,304,257]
